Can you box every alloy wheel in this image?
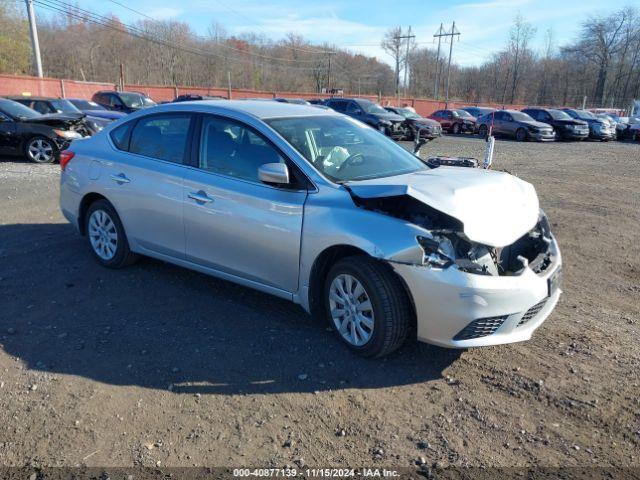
[88,210,118,260]
[329,273,374,347]
[27,138,54,163]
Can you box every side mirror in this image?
[258,163,290,185]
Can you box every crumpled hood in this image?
[347,167,540,247]
[23,112,85,127]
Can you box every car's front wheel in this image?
[324,256,412,358]
[85,199,138,268]
[478,124,488,138]
[452,123,461,134]
[24,136,57,164]
[515,128,527,142]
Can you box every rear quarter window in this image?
[109,122,133,150]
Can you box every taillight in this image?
[59,150,75,170]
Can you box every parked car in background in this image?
[521,107,589,140]
[477,110,555,141]
[172,94,227,102]
[274,98,311,105]
[59,100,562,357]
[6,95,108,134]
[428,109,476,134]
[67,98,127,122]
[324,97,408,140]
[91,90,156,114]
[460,106,496,120]
[0,98,89,163]
[561,109,615,141]
[384,106,442,140]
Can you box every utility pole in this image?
[433,23,445,99]
[326,51,333,93]
[435,22,460,106]
[402,26,415,97]
[25,0,43,77]
[393,28,415,101]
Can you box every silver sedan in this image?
[60,101,562,357]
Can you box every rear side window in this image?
[110,122,132,150]
[129,114,192,163]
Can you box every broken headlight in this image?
[417,234,498,275]
[417,235,455,268]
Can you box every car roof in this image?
[4,95,59,101]
[154,99,340,119]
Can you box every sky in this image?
[45,0,633,67]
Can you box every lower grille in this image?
[518,298,547,327]
[453,316,508,341]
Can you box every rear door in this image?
[0,111,19,154]
[101,112,194,258]
[182,114,308,294]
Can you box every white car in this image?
[60,101,562,357]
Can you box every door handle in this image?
[110,173,130,184]
[188,190,214,204]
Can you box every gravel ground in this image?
[0,135,638,470]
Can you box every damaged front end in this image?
[349,192,556,278]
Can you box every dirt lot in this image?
[0,135,638,471]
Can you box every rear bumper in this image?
[392,237,562,348]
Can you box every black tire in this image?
[24,135,58,164]
[515,128,527,142]
[478,124,488,139]
[452,123,461,134]
[324,255,412,358]
[84,199,138,268]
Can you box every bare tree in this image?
[381,26,404,96]
[508,15,536,103]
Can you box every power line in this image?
[32,0,330,72]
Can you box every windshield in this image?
[454,109,473,118]
[510,111,534,122]
[0,100,41,120]
[571,110,595,120]
[266,115,427,182]
[49,99,82,113]
[548,109,572,120]
[395,108,421,119]
[70,99,105,111]
[358,100,389,115]
[119,92,157,108]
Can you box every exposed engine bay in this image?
[350,193,554,277]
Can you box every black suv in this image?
[522,108,589,140]
[324,98,408,140]
[92,91,156,114]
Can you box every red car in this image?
[428,109,477,134]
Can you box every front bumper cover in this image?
[391,236,562,348]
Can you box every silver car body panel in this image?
[60,101,561,348]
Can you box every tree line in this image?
[1,1,639,109]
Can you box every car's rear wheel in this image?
[452,123,461,134]
[478,124,488,138]
[515,128,527,142]
[85,199,138,268]
[25,136,57,164]
[324,256,412,358]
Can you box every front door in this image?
[183,114,307,294]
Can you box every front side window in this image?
[266,115,426,183]
[129,114,192,163]
[199,116,286,183]
[510,111,534,122]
